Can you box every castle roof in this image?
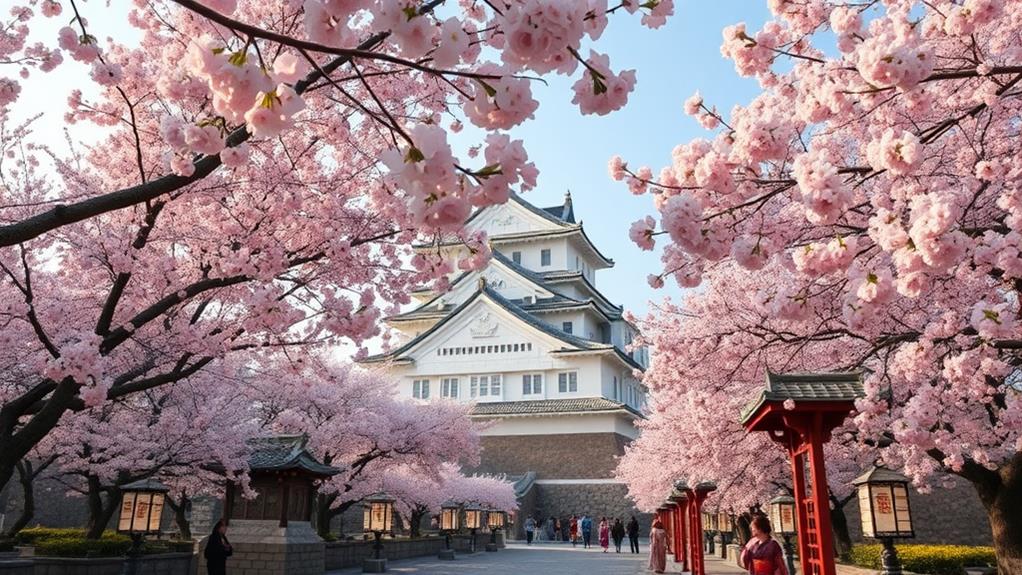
[469,397,642,419]
[363,279,642,371]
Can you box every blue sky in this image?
[483,1,773,316]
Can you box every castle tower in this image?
[361,192,648,531]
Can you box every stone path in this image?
[326,542,751,575]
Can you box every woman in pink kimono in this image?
[598,517,610,552]
[648,519,668,573]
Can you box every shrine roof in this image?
[739,371,864,424]
[247,435,339,478]
[469,397,642,418]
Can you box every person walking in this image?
[547,516,557,541]
[580,514,593,549]
[569,515,579,547]
[598,517,610,553]
[648,519,668,574]
[525,515,536,545]
[627,515,640,553]
[611,518,625,553]
[203,520,232,575]
[739,515,788,575]
[560,517,570,542]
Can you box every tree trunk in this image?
[4,461,35,537]
[409,508,425,538]
[829,495,853,560]
[315,492,337,537]
[969,455,1022,574]
[166,494,192,540]
[84,476,119,540]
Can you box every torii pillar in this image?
[669,485,689,569]
[740,372,864,575]
[683,481,716,575]
[662,501,677,558]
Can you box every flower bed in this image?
[848,544,996,575]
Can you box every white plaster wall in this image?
[494,237,570,272]
[479,413,639,439]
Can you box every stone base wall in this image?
[323,533,490,570]
[0,553,193,575]
[469,433,631,479]
[197,520,323,575]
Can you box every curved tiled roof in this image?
[247,435,339,477]
[739,371,864,423]
[470,397,642,418]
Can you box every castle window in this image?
[558,372,578,393]
[513,343,520,352]
[512,251,522,265]
[413,379,430,400]
[613,376,620,401]
[562,321,573,334]
[471,375,503,398]
[527,343,532,351]
[522,374,543,395]
[541,249,551,266]
[441,378,459,398]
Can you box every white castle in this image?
[361,192,648,528]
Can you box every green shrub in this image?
[34,536,132,558]
[848,544,996,575]
[14,527,86,545]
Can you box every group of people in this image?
[522,514,641,553]
[647,514,789,575]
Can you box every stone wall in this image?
[323,533,490,570]
[470,433,630,479]
[531,483,652,535]
[197,519,323,575]
[842,477,991,546]
[0,553,193,575]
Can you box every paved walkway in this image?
[326,542,750,574]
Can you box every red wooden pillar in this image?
[741,371,863,575]
[684,482,716,575]
[678,497,689,571]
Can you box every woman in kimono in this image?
[648,519,668,573]
[569,515,579,547]
[598,517,610,552]
[739,515,788,575]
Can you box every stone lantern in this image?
[438,500,460,560]
[769,495,798,575]
[362,492,395,573]
[853,466,914,575]
[463,503,486,553]
[485,509,505,552]
[118,479,169,575]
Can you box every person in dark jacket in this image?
[203,520,232,575]
[611,518,626,553]
[627,515,640,553]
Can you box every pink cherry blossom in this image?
[571,51,636,116]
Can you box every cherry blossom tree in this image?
[376,463,517,537]
[614,2,1022,569]
[0,0,671,495]
[246,356,484,536]
[47,366,253,538]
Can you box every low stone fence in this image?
[324,532,495,570]
[0,552,193,575]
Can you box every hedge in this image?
[14,527,192,558]
[848,544,996,575]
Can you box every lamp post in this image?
[438,500,460,560]
[485,509,505,552]
[117,480,168,575]
[117,479,169,575]
[853,466,915,575]
[362,492,395,573]
[770,495,799,575]
[464,503,485,554]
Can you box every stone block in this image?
[438,549,456,561]
[362,558,387,573]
